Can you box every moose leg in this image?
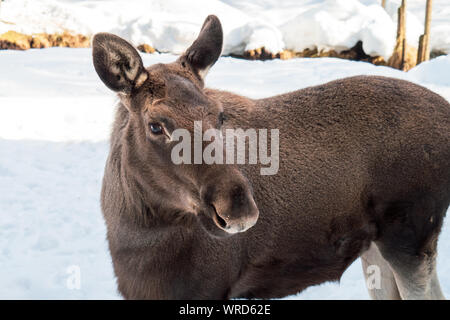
[374,199,446,300]
[361,242,401,300]
[384,251,445,300]
[429,267,446,300]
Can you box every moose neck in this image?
[205,89,258,129]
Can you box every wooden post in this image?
[401,38,407,70]
[417,0,432,64]
[382,0,386,9]
[424,0,432,36]
[388,0,417,70]
[398,0,407,70]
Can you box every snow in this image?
[0,0,449,58]
[0,46,449,299]
[408,52,450,87]
[279,0,395,59]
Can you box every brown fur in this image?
[94,16,450,299]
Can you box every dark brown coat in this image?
[94,16,450,299]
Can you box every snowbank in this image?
[280,0,396,59]
[0,0,285,55]
[1,0,449,58]
[408,54,450,87]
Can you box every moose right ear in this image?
[92,33,148,94]
[179,15,223,80]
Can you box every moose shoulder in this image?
[93,15,450,299]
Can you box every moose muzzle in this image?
[200,170,259,237]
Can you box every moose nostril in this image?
[216,213,227,229]
[211,205,227,229]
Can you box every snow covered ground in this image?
[0,46,449,299]
[0,0,449,58]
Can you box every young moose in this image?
[93,16,450,299]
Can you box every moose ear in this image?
[92,33,148,94]
[179,15,223,80]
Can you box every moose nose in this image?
[209,185,259,234]
[218,206,259,234]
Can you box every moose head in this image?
[92,15,259,237]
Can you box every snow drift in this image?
[0,0,449,58]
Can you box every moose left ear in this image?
[179,15,223,80]
[92,33,148,94]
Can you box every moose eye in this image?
[149,123,163,135]
[218,112,226,126]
